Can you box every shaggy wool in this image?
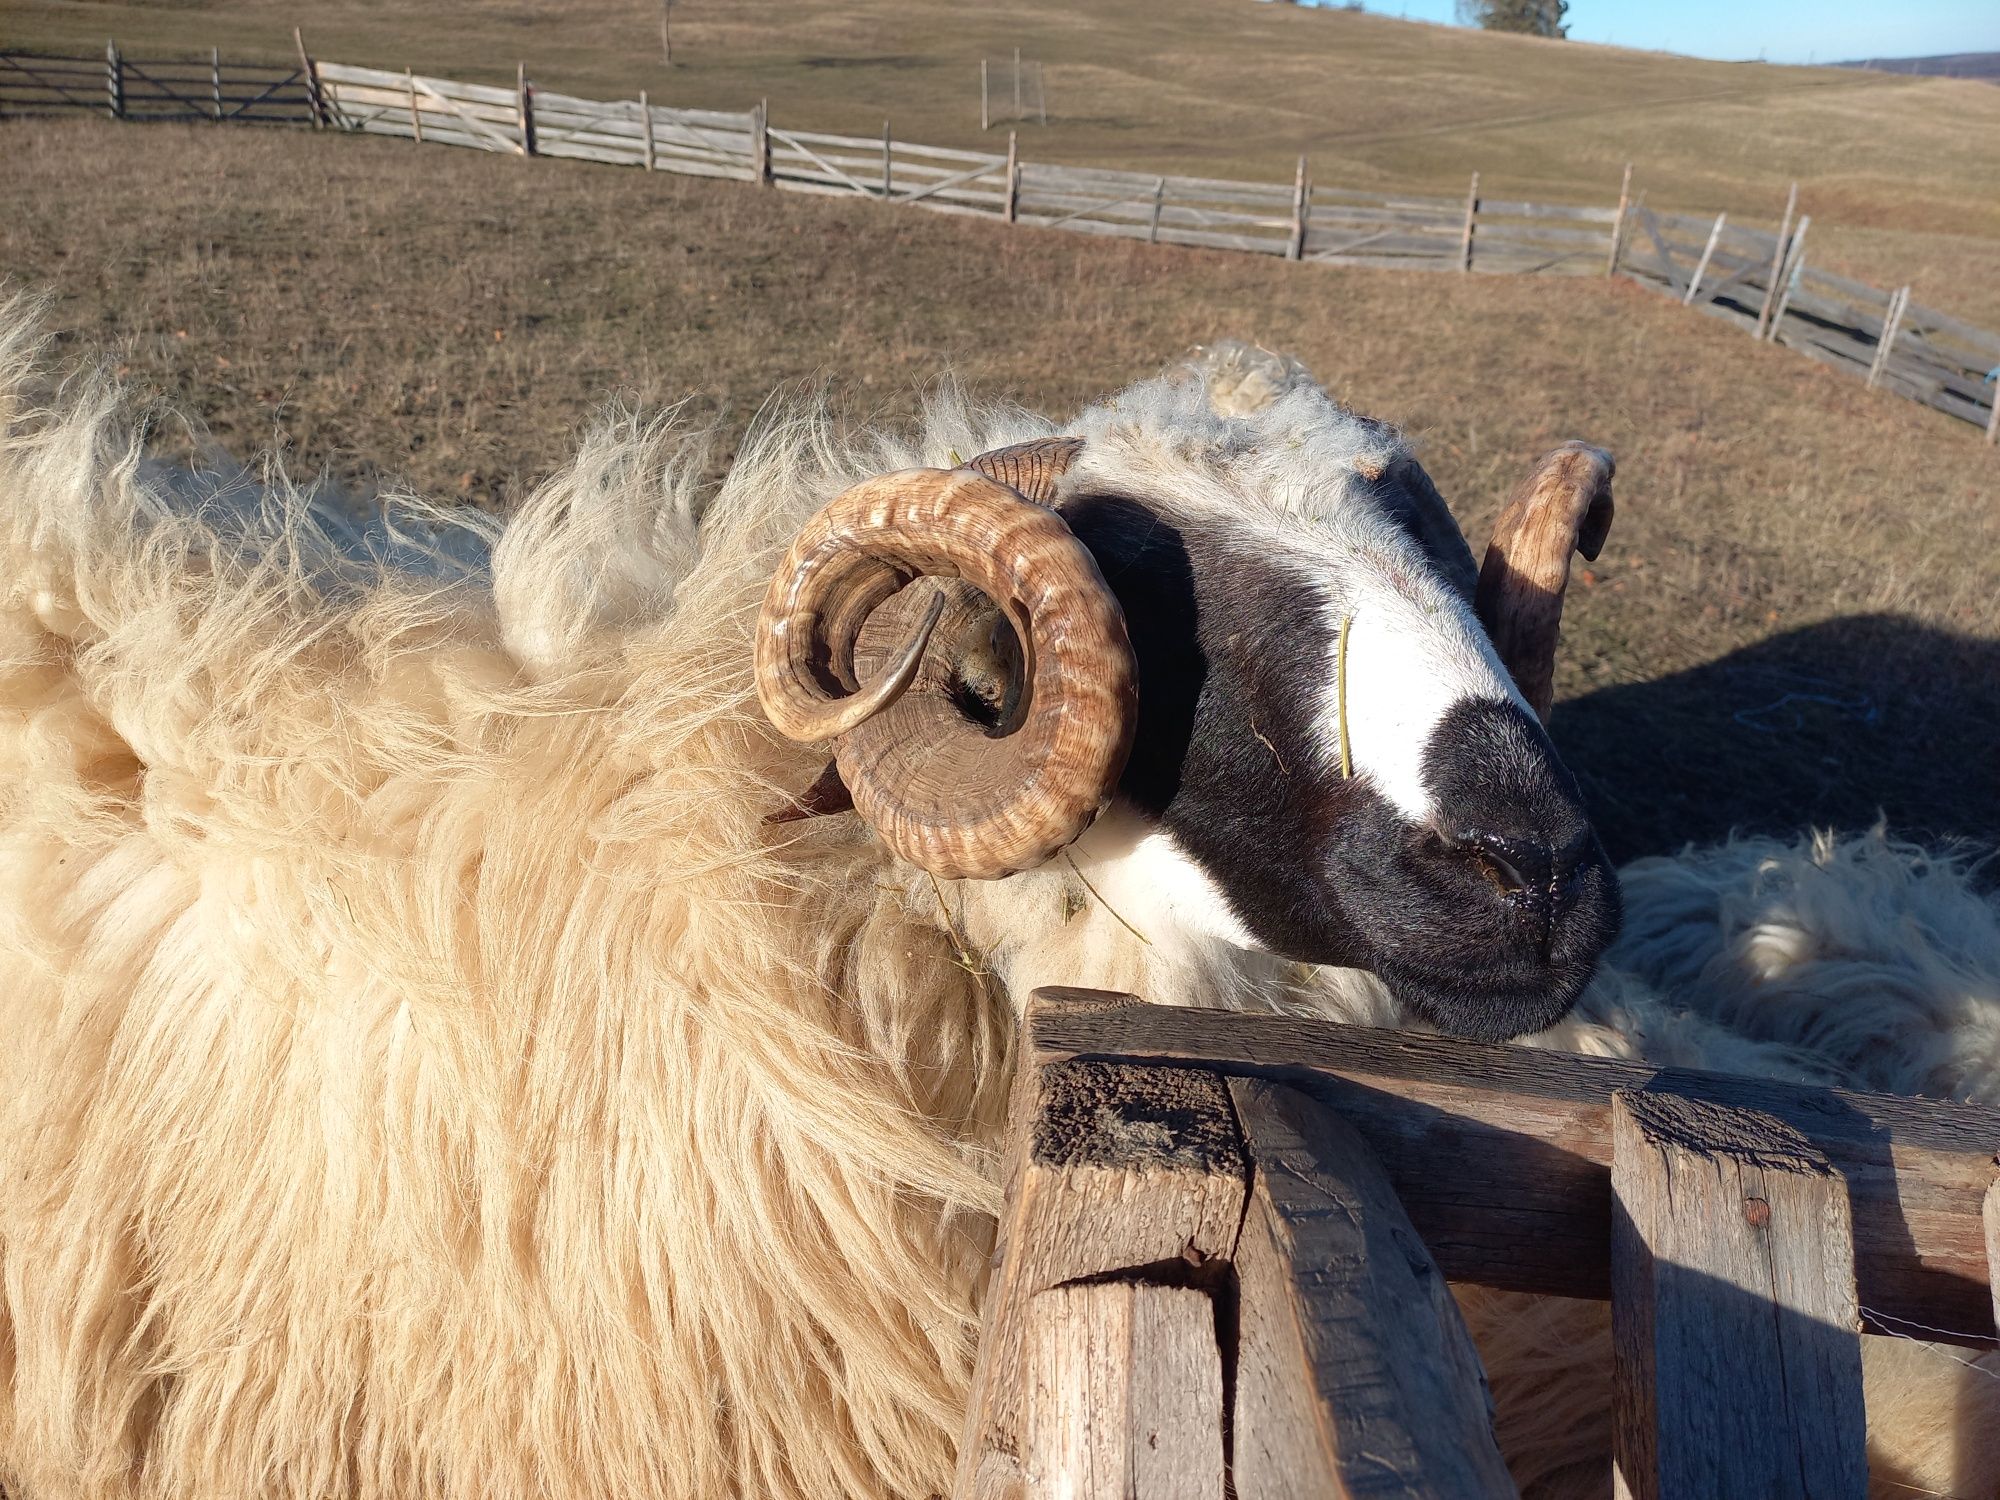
[2,305,1997,1499]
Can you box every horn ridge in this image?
[964,436,1085,507]
[755,467,1136,879]
[1475,441,1615,723]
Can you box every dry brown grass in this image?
[8,0,1993,216]
[4,115,1996,855]
[11,0,2000,299]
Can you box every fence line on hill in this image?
[3,43,1996,446]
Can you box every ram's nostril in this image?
[1447,829,1549,897]
[1472,848,1528,894]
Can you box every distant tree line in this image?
[1456,0,1569,39]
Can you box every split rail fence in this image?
[3,43,1997,444]
[962,988,2000,1498]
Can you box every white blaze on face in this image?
[1067,805,1257,950]
[1315,556,1528,826]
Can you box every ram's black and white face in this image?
[1050,355,1620,1041]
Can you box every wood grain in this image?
[1029,992,2000,1347]
[1025,1283,1224,1500]
[954,993,1246,1500]
[1609,1090,1866,1500]
[1228,1077,1517,1500]
[1986,1177,2000,1329]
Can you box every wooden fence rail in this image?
[956,988,2000,1498]
[4,44,1997,445]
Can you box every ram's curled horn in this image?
[1474,441,1616,724]
[963,435,1085,506]
[755,467,1138,880]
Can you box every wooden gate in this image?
[958,989,2000,1498]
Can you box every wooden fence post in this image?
[639,90,654,171]
[1459,171,1479,273]
[1985,1179,2000,1312]
[1610,1090,1867,1500]
[406,67,422,143]
[1013,45,1022,123]
[210,46,222,120]
[1005,129,1018,224]
[1754,182,1798,337]
[754,98,770,184]
[1026,1283,1223,1500]
[1682,211,1726,307]
[293,27,322,129]
[1766,215,1809,342]
[1605,161,1632,276]
[1149,175,1165,244]
[959,991,1515,1500]
[516,62,534,156]
[954,993,1249,1500]
[1988,379,2000,446]
[1036,61,1046,126]
[1226,1076,1517,1498]
[980,57,988,131]
[881,119,892,199]
[105,40,123,121]
[1288,153,1308,261]
[1868,284,1911,389]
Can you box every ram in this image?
[1,316,1994,1499]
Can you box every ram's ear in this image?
[1475,443,1615,723]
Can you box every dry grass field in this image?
[9,0,2000,324]
[3,114,1996,858]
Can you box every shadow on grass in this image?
[1553,614,2000,865]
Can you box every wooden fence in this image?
[4,43,1997,445]
[1621,205,2000,437]
[960,988,2000,1498]
[0,46,311,123]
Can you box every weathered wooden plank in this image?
[1610,1090,1867,1500]
[1029,994,2000,1347]
[1307,252,1461,273]
[1471,220,1613,249]
[1311,232,1470,259]
[1289,153,1308,261]
[1152,225,1290,254]
[1229,1077,1516,1500]
[1025,163,1293,209]
[772,125,885,152]
[0,58,107,77]
[1460,171,1479,272]
[1868,284,1912,389]
[1024,1283,1224,1500]
[1017,190,1288,233]
[1636,208,1690,299]
[317,62,514,108]
[1310,182,1462,209]
[1311,201,1462,227]
[1477,197,1621,223]
[955,992,1249,1500]
[1755,183,1799,336]
[539,137,648,168]
[1986,1179,2000,1324]
[1683,212,1727,306]
[1467,245,1596,276]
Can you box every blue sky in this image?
[1319,1,1998,65]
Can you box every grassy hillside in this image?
[8,0,2000,235]
[5,115,1996,855]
